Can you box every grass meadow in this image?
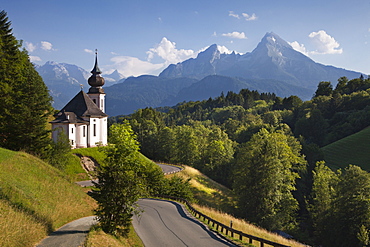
[322,127,370,171]
[0,148,95,247]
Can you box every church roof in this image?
[51,90,107,123]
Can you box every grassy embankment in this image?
[322,126,370,171]
[172,166,307,247]
[0,147,96,247]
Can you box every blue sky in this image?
[3,0,370,77]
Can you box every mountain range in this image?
[35,62,124,110]
[37,32,362,116]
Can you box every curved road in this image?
[76,163,181,187]
[36,216,97,247]
[39,163,184,246]
[133,198,235,247]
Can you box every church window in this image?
[93,124,96,136]
[71,128,73,134]
[93,99,96,104]
[83,126,86,137]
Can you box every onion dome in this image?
[88,50,105,88]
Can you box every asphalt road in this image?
[132,198,236,247]
[36,216,97,247]
[76,163,181,187]
[157,163,182,175]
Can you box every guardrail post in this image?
[230,221,233,238]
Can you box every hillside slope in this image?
[322,127,370,170]
[0,148,95,247]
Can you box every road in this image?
[157,163,182,175]
[36,216,97,247]
[76,163,181,187]
[132,198,235,247]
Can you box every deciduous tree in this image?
[234,128,305,231]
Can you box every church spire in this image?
[91,49,102,74]
[88,49,105,91]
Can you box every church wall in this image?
[88,118,101,147]
[88,93,105,112]
[76,124,88,148]
[68,123,76,149]
[51,123,77,149]
[100,117,108,145]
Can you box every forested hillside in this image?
[111,75,370,246]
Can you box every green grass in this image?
[172,165,237,214]
[85,224,143,247]
[322,127,370,171]
[0,147,95,247]
[72,147,107,166]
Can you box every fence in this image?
[157,195,290,247]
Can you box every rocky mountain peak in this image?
[196,44,221,63]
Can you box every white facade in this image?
[50,90,108,149]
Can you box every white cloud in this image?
[29,55,41,62]
[289,41,309,55]
[84,49,94,54]
[105,56,164,77]
[146,37,196,65]
[229,11,240,19]
[242,13,257,21]
[222,31,247,39]
[25,42,36,52]
[308,30,343,54]
[41,41,54,51]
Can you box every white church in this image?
[50,52,108,148]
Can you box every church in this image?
[50,52,108,148]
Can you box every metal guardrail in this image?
[157,195,290,247]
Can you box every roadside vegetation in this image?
[173,165,306,247]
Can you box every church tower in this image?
[50,50,108,148]
[87,50,105,112]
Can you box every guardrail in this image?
[157,195,290,247]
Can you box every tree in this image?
[0,10,52,156]
[314,81,333,97]
[309,161,339,242]
[48,130,71,169]
[329,165,370,247]
[91,122,163,236]
[173,125,200,166]
[234,128,305,231]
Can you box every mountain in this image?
[36,62,121,110]
[104,69,126,85]
[36,61,90,110]
[105,75,197,116]
[38,32,363,116]
[160,32,361,90]
[166,75,313,104]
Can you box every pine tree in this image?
[0,10,52,156]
